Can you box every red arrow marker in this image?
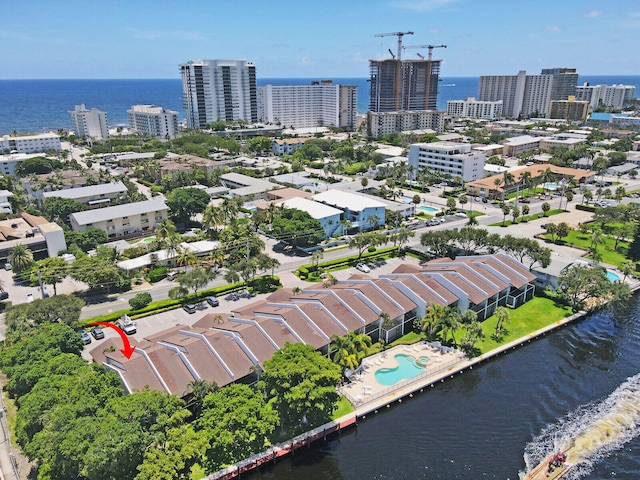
[90,322,137,359]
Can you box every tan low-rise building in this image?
[69,198,169,238]
[466,164,595,199]
[91,254,536,397]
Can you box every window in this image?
[107,225,115,231]
[141,219,148,224]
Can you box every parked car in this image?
[356,263,371,273]
[167,271,179,281]
[0,291,8,301]
[3,263,10,271]
[91,327,105,340]
[183,304,197,314]
[206,296,219,307]
[26,293,34,303]
[116,315,137,335]
[77,329,92,345]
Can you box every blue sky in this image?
[2,0,639,79]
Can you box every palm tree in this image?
[493,177,502,200]
[330,332,373,373]
[201,205,225,238]
[176,247,197,272]
[155,219,177,245]
[620,260,635,282]
[441,308,461,345]
[538,167,556,192]
[494,306,510,338]
[521,171,533,198]
[8,244,34,273]
[421,303,448,340]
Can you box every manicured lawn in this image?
[449,296,573,355]
[489,209,564,227]
[332,395,355,419]
[541,230,629,267]
[474,297,573,353]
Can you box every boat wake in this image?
[521,372,640,479]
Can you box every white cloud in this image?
[586,10,603,18]
[299,56,315,66]
[123,28,208,41]
[545,25,562,33]
[352,52,369,64]
[388,0,457,12]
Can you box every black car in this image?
[91,327,105,340]
[206,296,219,307]
[183,304,197,314]
[0,291,8,301]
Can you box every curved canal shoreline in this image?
[206,283,640,480]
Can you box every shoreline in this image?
[206,281,640,479]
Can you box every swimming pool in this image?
[418,205,440,214]
[543,182,558,191]
[375,354,427,386]
[607,270,621,283]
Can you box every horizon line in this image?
[1,73,638,81]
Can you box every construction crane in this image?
[374,31,414,60]
[402,44,447,60]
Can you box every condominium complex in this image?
[68,104,109,140]
[446,97,503,120]
[258,80,357,130]
[575,83,636,110]
[127,105,179,140]
[69,198,169,238]
[478,68,578,118]
[548,98,590,122]
[0,133,61,154]
[367,110,445,138]
[180,59,258,129]
[408,141,485,182]
[369,58,442,112]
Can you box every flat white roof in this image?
[42,181,127,200]
[281,197,342,220]
[503,135,540,146]
[70,198,168,226]
[117,240,218,271]
[313,190,385,212]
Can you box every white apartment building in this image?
[408,141,485,182]
[478,68,578,118]
[0,133,61,154]
[180,59,258,129]
[68,104,109,140]
[69,198,169,238]
[575,83,636,110]
[128,105,179,140]
[367,110,445,138]
[447,97,503,120]
[502,135,541,157]
[258,81,357,130]
[41,181,128,207]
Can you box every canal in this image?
[246,294,640,479]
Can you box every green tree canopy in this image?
[195,383,279,473]
[260,342,341,436]
[271,207,324,248]
[42,197,87,225]
[166,187,211,224]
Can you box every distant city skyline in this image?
[2,0,639,79]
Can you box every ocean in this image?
[0,75,638,135]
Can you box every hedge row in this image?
[576,204,597,213]
[82,278,279,326]
[297,247,398,279]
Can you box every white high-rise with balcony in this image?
[408,141,485,182]
[447,97,503,120]
[258,80,357,130]
[180,59,258,129]
[68,104,109,140]
[575,83,636,110]
[128,105,179,140]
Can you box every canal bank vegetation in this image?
[0,322,346,480]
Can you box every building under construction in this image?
[369,58,442,112]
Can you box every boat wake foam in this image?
[521,372,640,479]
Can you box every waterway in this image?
[247,294,640,479]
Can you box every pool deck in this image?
[339,343,466,409]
